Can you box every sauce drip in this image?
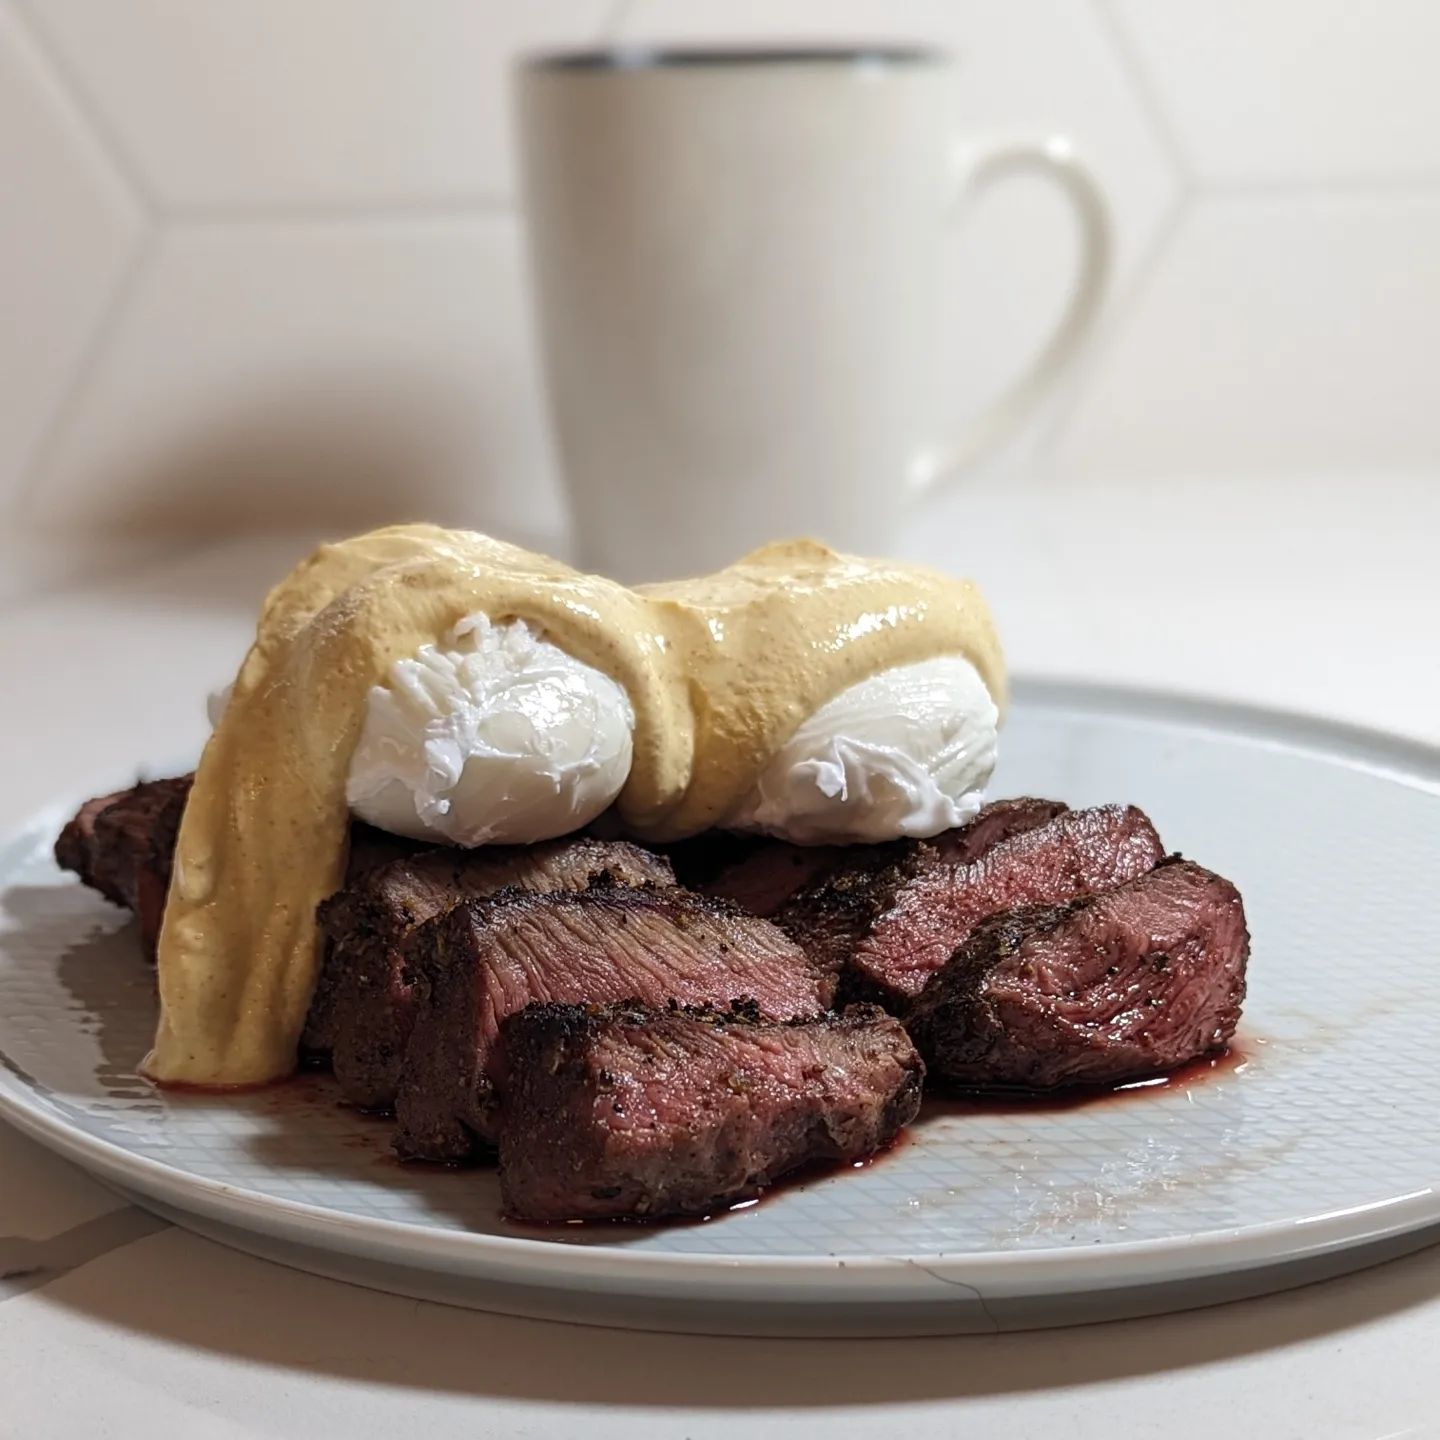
[918,1044,1251,1118]
[148,525,1004,1086]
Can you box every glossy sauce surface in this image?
[917,1043,1251,1118]
[148,524,1004,1086]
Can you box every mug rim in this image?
[522,44,950,72]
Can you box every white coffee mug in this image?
[516,46,1111,580]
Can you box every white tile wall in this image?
[2,0,1437,547]
[616,0,1182,434]
[15,0,617,207]
[1057,192,1440,481]
[25,217,566,537]
[1111,0,1440,184]
[0,2,141,509]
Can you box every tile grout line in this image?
[1033,0,1198,467]
[11,233,159,522]
[1041,3,1440,467]
[10,0,525,229]
[1089,0,1198,188]
[8,0,161,219]
[167,194,518,227]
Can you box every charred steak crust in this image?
[777,840,929,989]
[671,834,850,919]
[795,802,1166,1008]
[906,857,1250,1090]
[497,1000,924,1223]
[940,797,1071,865]
[777,796,1074,1002]
[134,777,192,955]
[393,884,829,1164]
[54,791,129,903]
[299,823,430,1061]
[316,838,676,1108]
[54,776,193,956]
[54,781,421,1060]
[293,825,431,1063]
[53,778,416,978]
[662,831,770,889]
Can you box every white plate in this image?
[3,679,1439,1337]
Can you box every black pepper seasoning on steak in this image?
[667,833,850,918]
[54,775,193,957]
[297,824,426,1061]
[316,837,675,1108]
[497,999,924,1223]
[777,796,1121,1005]
[52,776,420,978]
[393,885,829,1163]
[906,857,1250,1090]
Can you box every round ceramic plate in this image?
[2,680,1439,1337]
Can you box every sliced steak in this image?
[907,858,1249,1089]
[666,829,849,918]
[691,839,849,918]
[53,777,417,972]
[667,799,1071,922]
[318,838,675,1107]
[55,776,193,956]
[281,825,431,1064]
[661,830,762,889]
[779,796,1096,1004]
[54,781,423,1055]
[776,797,1069,986]
[132,778,193,955]
[498,1000,923,1223]
[56,785,427,1060]
[394,887,829,1162]
[55,790,132,906]
[937,797,1070,865]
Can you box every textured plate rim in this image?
[2,677,1439,1301]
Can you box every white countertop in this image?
[2,478,1437,1439]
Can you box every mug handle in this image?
[912,136,1113,494]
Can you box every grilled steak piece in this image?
[661,830,761,888]
[691,839,848,918]
[779,796,1103,1004]
[133,779,193,954]
[319,838,675,1109]
[54,776,193,957]
[290,824,422,1061]
[55,792,132,905]
[52,777,416,972]
[664,829,852,919]
[937,797,1071,865]
[394,887,829,1162]
[498,1000,923,1222]
[54,779,421,1052]
[907,858,1249,1089]
[665,800,1070,922]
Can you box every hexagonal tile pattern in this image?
[618,0,1182,439]
[26,218,567,540]
[0,2,142,507]
[1112,0,1440,183]
[16,0,614,208]
[1055,194,1440,482]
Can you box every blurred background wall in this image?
[3,0,1437,567]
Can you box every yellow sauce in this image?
[147,524,1004,1086]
